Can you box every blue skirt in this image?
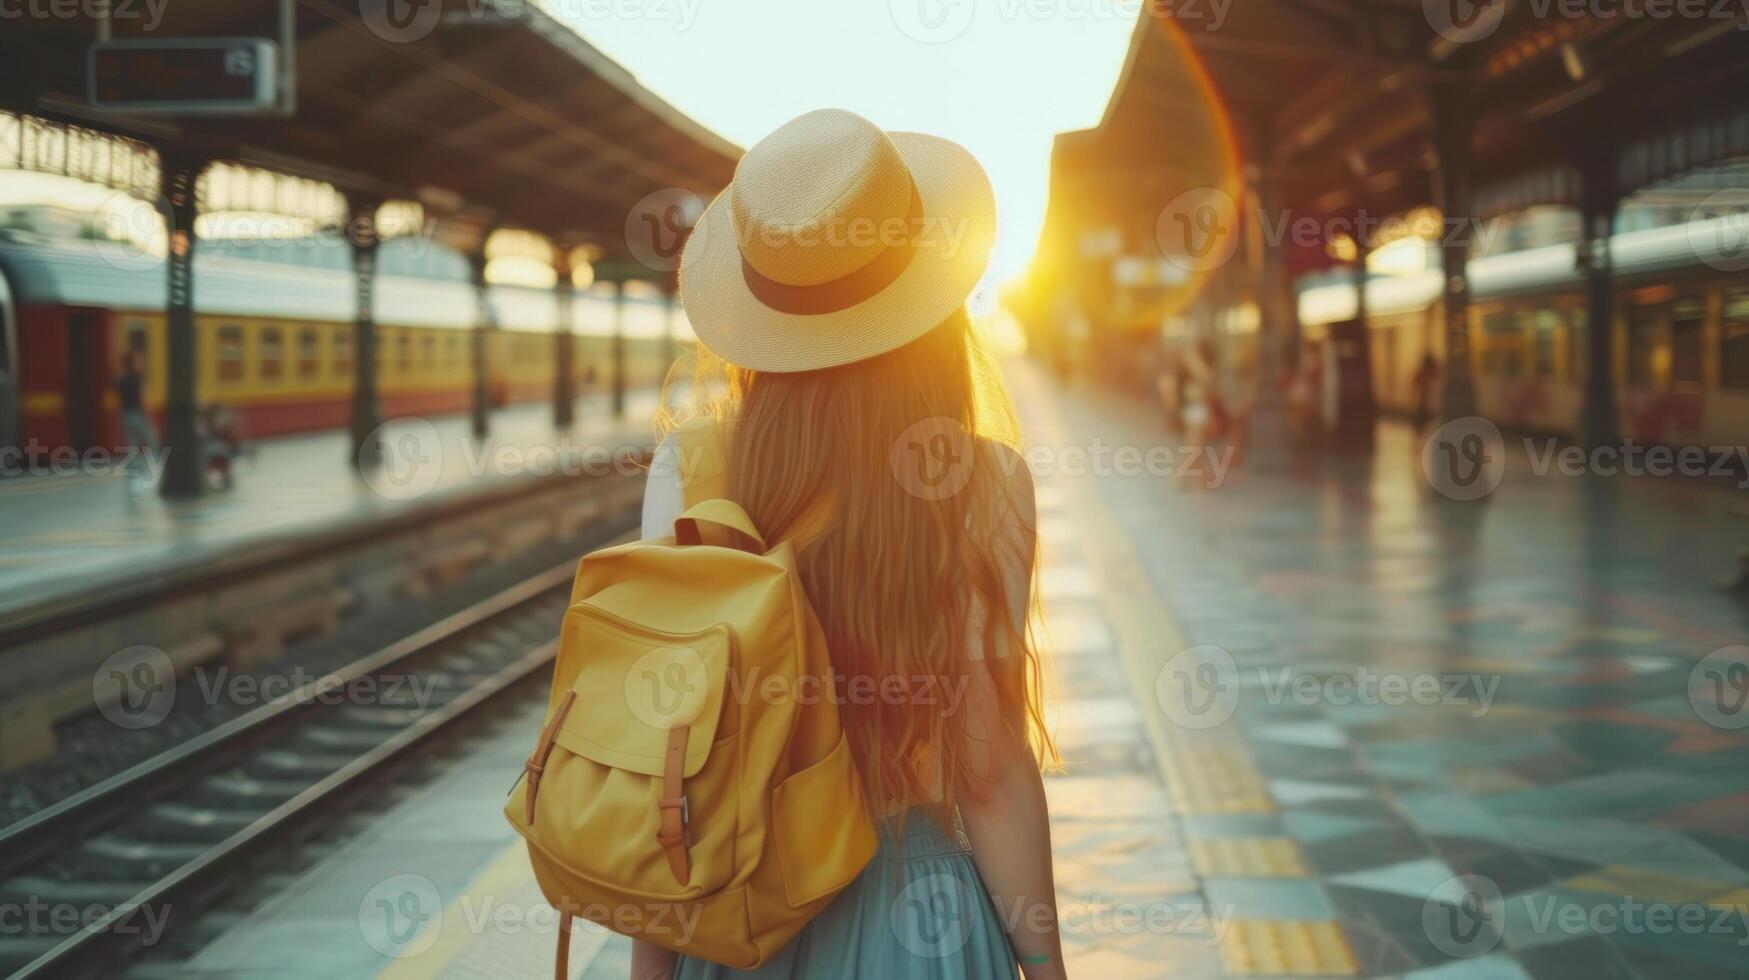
[675,810,1019,979]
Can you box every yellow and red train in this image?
[0,233,677,456]
[1288,215,1749,449]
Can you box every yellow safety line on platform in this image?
[1190,838,1309,878]
[1220,920,1359,976]
[1016,367,1353,977]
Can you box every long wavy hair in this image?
[657,308,1055,819]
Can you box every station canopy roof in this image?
[1071,4,1749,226]
[0,0,741,262]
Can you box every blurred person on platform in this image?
[115,349,157,490]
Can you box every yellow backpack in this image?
[504,421,875,973]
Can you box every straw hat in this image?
[678,108,995,373]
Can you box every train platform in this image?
[0,392,660,630]
[144,363,1749,979]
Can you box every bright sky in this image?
[561,0,1138,304]
[1,4,1136,308]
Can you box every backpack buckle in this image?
[659,793,690,825]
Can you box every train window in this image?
[422,334,437,366]
[397,333,413,373]
[298,328,320,380]
[333,329,354,376]
[1567,308,1587,382]
[1670,300,1704,386]
[1625,308,1659,386]
[1723,291,1749,390]
[1482,312,1521,379]
[260,327,284,382]
[448,334,464,364]
[1530,310,1557,378]
[217,325,245,383]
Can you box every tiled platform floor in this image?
[0,392,658,622]
[1020,363,1749,979]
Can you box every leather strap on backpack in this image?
[523,691,576,825]
[656,723,692,885]
[554,910,572,980]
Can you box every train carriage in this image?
[1297,214,1749,451]
[0,233,674,459]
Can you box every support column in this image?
[1334,229,1377,442]
[1255,165,1297,393]
[553,247,576,430]
[348,196,383,469]
[610,279,626,418]
[467,244,492,438]
[1430,85,1477,420]
[159,153,204,499]
[1579,161,1621,451]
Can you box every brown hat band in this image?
[739,185,924,317]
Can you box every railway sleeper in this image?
[402,537,493,598]
[75,835,209,878]
[0,874,144,910]
[0,633,225,772]
[248,749,358,779]
[130,803,260,843]
[221,588,354,668]
[493,514,557,562]
[188,774,308,808]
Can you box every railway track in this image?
[0,553,606,979]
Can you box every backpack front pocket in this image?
[523,605,739,898]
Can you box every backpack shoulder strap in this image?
[670,417,837,548]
